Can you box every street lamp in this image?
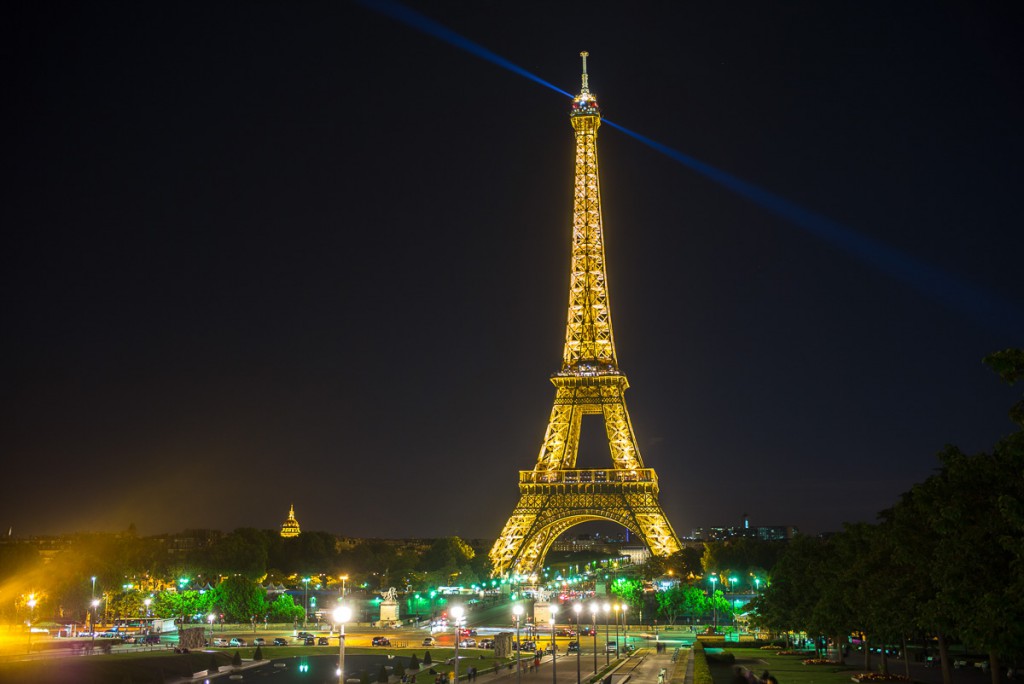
[91,599,100,646]
[573,604,582,684]
[208,613,215,646]
[709,576,718,632]
[590,604,598,673]
[451,605,465,684]
[339,575,349,599]
[27,596,37,654]
[613,604,620,659]
[602,603,610,665]
[91,576,96,600]
[513,604,524,684]
[144,597,152,618]
[549,611,557,684]
[622,605,628,653]
[333,604,352,684]
[303,578,311,629]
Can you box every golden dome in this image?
[280,504,301,538]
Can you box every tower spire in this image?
[580,50,590,95]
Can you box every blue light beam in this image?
[356,0,572,98]
[602,120,1022,335]
[361,0,1023,336]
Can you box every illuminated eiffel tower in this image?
[489,53,682,577]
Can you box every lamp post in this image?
[333,604,352,684]
[613,604,620,659]
[573,604,582,684]
[91,599,99,647]
[622,605,628,654]
[208,613,215,646]
[451,605,464,684]
[91,576,96,600]
[27,596,36,654]
[340,575,348,599]
[602,603,610,665]
[549,612,557,684]
[144,598,152,618]
[303,578,311,628]
[516,602,524,684]
[590,604,598,674]
[709,576,718,632]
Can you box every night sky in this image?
[4,2,1022,542]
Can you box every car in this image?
[273,638,288,646]
[230,637,247,647]
[253,638,266,646]
[213,638,229,647]
[303,636,316,645]
[479,639,494,649]
[373,636,392,646]
[522,641,536,651]
[459,638,476,647]
[567,641,579,653]
[422,637,438,646]
[606,641,617,653]
[318,637,330,645]
[297,631,314,639]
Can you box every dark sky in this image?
[3,1,1022,542]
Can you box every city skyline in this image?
[3,2,1022,541]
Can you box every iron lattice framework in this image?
[489,53,682,577]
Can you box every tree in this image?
[269,594,304,623]
[377,664,389,683]
[409,653,421,670]
[215,576,268,623]
[423,650,432,665]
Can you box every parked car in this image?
[304,636,316,645]
[522,641,536,651]
[459,638,476,647]
[479,639,494,649]
[606,641,617,653]
[318,637,329,645]
[373,636,392,646]
[253,638,266,646]
[567,641,579,653]
[273,638,288,646]
[297,631,314,639]
[422,637,438,646]
[213,638,229,647]
[230,638,247,647]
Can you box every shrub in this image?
[254,645,263,660]
[424,651,432,665]
[705,651,736,666]
[232,650,242,667]
[394,661,406,677]
[409,654,421,670]
[693,642,714,684]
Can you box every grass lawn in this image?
[707,647,857,684]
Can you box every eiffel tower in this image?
[489,53,682,577]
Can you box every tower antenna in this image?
[580,51,590,94]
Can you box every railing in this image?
[520,469,657,485]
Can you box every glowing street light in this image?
[333,604,352,684]
[573,604,582,684]
[143,597,152,617]
[590,604,598,673]
[91,599,100,647]
[27,596,37,654]
[602,603,611,665]
[709,576,719,631]
[513,604,524,684]
[303,578,311,628]
[91,576,96,600]
[451,605,465,683]
[549,606,558,684]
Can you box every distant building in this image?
[691,514,797,541]
[280,504,302,538]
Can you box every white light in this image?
[513,604,523,617]
[450,605,464,620]
[334,605,352,623]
